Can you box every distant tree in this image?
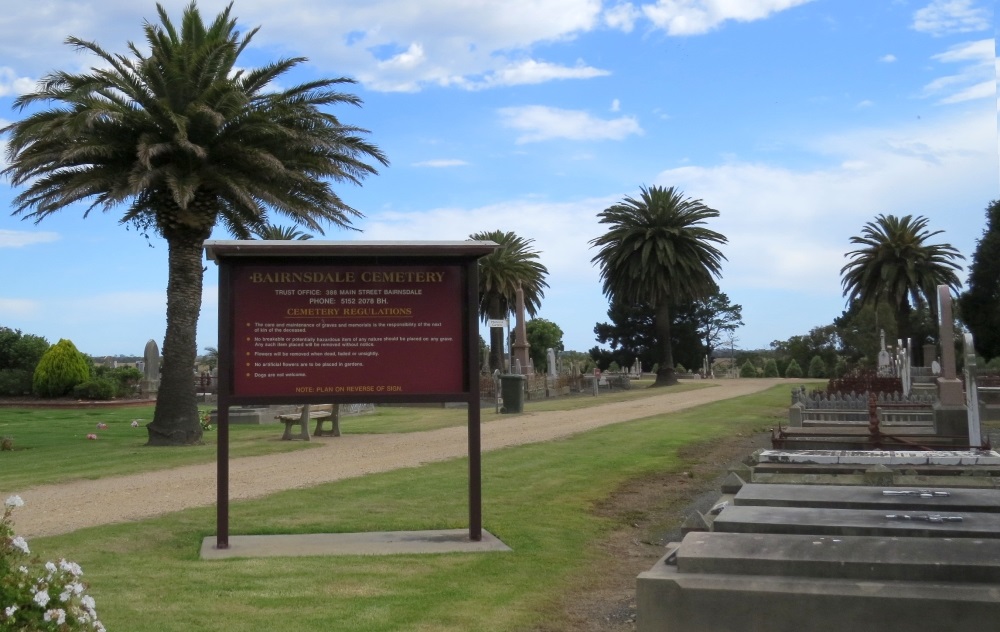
[763,358,779,377]
[590,185,726,386]
[691,287,743,365]
[770,325,839,375]
[833,300,897,366]
[841,214,964,347]
[525,318,563,372]
[2,3,388,444]
[588,346,617,372]
[959,200,1000,359]
[833,356,849,378]
[807,355,828,378]
[592,298,702,374]
[202,346,219,371]
[0,327,51,396]
[33,339,91,397]
[470,230,549,372]
[739,360,757,378]
[559,350,596,374]
[784,359,803,378]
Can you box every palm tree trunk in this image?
[653,300,677,387]
[147,235,205,446]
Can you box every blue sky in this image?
[0,0,996,358]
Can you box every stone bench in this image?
[276,404,340,440]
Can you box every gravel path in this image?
[8,379,785,538]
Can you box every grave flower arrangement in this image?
[1,496,105,631]
[200,411,213,432]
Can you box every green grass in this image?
[19,384,795,632]
[0,379,709,489]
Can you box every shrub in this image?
[92,365,143,398]
[807,355,827,378]
[784,359,803,378]
[1,436,12,451]
[72,378,117,400]
[833,356,849,378]
[675,363,687,373]
[32,339,91,398]
[1,496,104,631]
[739,360,757,378]
[763,359,779,377]
[0,369,33,397]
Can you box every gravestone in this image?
[546,348,557,378]
[876,329,891,375]
[140,339,160,398]
[511,285,530,374]
[934,286,967,440]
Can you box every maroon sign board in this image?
[205,240,498,547]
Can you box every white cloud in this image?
[604,2,642,32]
[464,59,610,90]
[0,67,34,96]
[498,105,644,143]
[0,298,40,318]
[0,1,608,94]
[880,54,897,63]
[413,159,469,167]
[653,107,994,292]
[642,0,816,36]
[357,196,615,282]
[923,39,995,104]
[912,0,991,36]
[0,230,60,248]
[611,98,621,112]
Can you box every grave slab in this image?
[757,449,1000,466]
[673,531,1000,582]
[712,505,1000,538]
[733,483,1000,512]
[637,559,1000,632]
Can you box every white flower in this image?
[44,561,56,574]
[3,605,17,617]
[33,589,50,608]
[10,536,30,555]
[59,558,83,577]
[81,594,96,611]
[43,608,67,625]
[94,620,107,632]
[4,495,24,508]
[18,565,28,574]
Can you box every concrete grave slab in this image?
[733,483,1000,512]
[712,505,1000,538]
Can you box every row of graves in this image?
[636,288,1000,632]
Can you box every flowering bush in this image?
[200,411,213,432]
[129,420,140,429]
[85,434,97,441]
[1,496,104,631]
[95,424,108,431]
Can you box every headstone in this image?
[964,333,983,448]
[140,339,160,398]
[546,348,557,378]
[511,285,530,374]
[877,329,891,375]
[935,286,964,406]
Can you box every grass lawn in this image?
[14,383,798,632]
[0,379,709,490]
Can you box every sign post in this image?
[206,240,497,548]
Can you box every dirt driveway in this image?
[8,379,786,538]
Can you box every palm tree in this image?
[590,185,727,387]
[840,214,963,348]
[253,224,314,240]
[2,2,388,445]
[469,230,549,372]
